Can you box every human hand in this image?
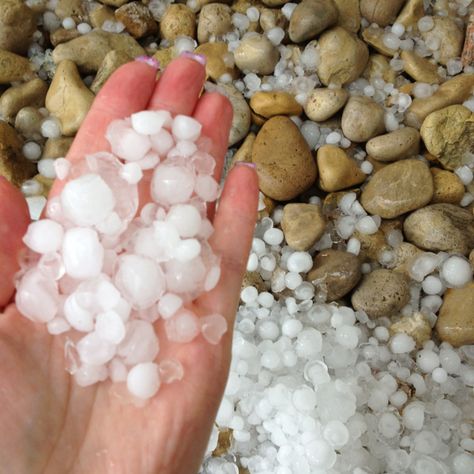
[0,56,259,474]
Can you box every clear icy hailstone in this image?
[137,151,160,170]
[418,16,434,32]
[127,362,161,399]
[390,333,416,353]
[118,320,159,365]
[23,219,64,254]
[416,349,439,373]
[403,402,425,430]
[41,118,61,138]
[172,115,202,142]
[16,269,59,323]
[323,420,350,448]
[157,293,183,319]
[166,204,202,238]
[109,358,128,383]
[169,140,198,159]
[286,251,313,273]
[305,439,336,469]
[201,314,227,344]
[293,386,317,411]
[159,358,184,383]
[422,275,443,295]
[106,119,151,162]
[62,227,104,280]
[61,173,116,226]
[115,254,165,309]
[355,216,378,234]
[453,453,474,474]
[77,332,116,366]
[174,239,201,262]
[38,158,56,179]
[441,256,472,288]
[120,162,143,184]
[165,256,206,294]
[22,141,42,161]
[378,412,401,438]
[47,317,70,335]
[95,311,126,344]
[335,325,360,349]
[74,363,108,387]
[296,328,322,358]
[63,293,94,332]
[165,308,200,343]
[263,228,284,246]
[241,285,258,303]
[151,165,195,205]
[150,128,175,156]
[54,158,71,180]
[195,174,219,202]
[304,360,331,386]
[149,221,180,261]
[95,279,121,311]
[204,264,221,292]
[131,110,171,135]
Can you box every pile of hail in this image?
[14,110,227,400]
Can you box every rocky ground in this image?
[1,0,474,473]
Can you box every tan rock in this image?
[259,8,288,34]
[366,127,420,162]
[304,88,349,122]
[50,28,81,47]
[261,0,289,5]
[360,0,405,27]
[89,4,115,29]
[230,132,255,167]
[317,145,365,192]
[115,1,158,38]
[420,105,474,171]
[0,121,36,186]
[436,283,474,347]
[221,84,251,147]
[14,106,44,140]
[361,159,434,219]
[46,60,95,136]
[242,271,266,293]
[307,249,361,301]
[160,4,196,42]
[55,0,86,20]
[333,0,360,33]
[42,137,74,159]
[91,50,132,94]
[404,203,474,255]
[195,42,237,81]
[363,54,397,84]
[197,3,233,44]
[352,269,410,319]
[281,203,326,251]
[289,0,338,43]
[391,312,432,347]
[0,78,48,120]
[354,229,390,262]
[0,49,34,84]
[33,173,53,197]
[234,33,279,75]
[362,25,398,57]
[431,168,465,204]
[462,13,474,68]
[258,194,276,219]
[391,242,423,276]
[395,0,424,27]
[250,91,302,118]
[152,47,175,69]
[252,116,317,201]
[52,30,144,73]
[317,27,369,86]
[470,249,474,270]
[401,50,441,84]
[341,96,385,143]
[0,0,37,54]
[421,16,464,66]
[98,0,128,7]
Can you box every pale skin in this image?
[0,57,259,473]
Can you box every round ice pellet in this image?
[390,333,416,354]
[77,332,116,366]
[432,367,448,384]
[323,420,350,448]
[194,174,219,202]
[38,158,56,179]
[63,293,94,332]
[286,252,313,273]
[120,162,143,184]
[95,310,126,344]
[378,412,400,438]
[22,141,42,161]
[296,328,322,358]
[441,256,472,288]
[172,115,202,141]
[174,239,201,262]
[150,128,175,156]
[336,325,360,349]
[201,313,227,344]
[23,219,64,254]
[151,165,195,205]
[127,362,161,399]
[157,293,183,319]
[241,286,258,303]
[118,320,159,365]
[282,319,303,338]
[403,402,425,430]
[165,308,200,343]
[106,120,151,162]
[263,228,284,246]
[166,205,201,240]
[422,275,443,295]
[131,110,171,135]
[416,349,439,373]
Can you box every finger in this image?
[0,177,30,307]
[196,164,259,324]
[148,56,206,115]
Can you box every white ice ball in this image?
[165,308,200,343]
[131,110,171,135]
[166,204,202,238]
[77,332,116,366]
[23,219,64,254]
[118,320,160,365]
[172,115,202,142]
[441,256,472,288]
[151,165,195,205]
[106,119,151,162]
[127,362,161,399]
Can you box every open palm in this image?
[0,57,258,474]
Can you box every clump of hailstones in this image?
[15,109,228,400]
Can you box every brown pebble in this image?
[115,1,158,39]
[430,168,465,205]
[390,312,432,348]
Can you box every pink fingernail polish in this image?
[135,55,160,69]
[235,162,256,169]
[180,51,207,66]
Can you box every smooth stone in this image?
[420,105,474,171]
[160,4,196,41]
[362,25,397,57]
[317,27,369,86]
[195,42,238,81]
[360,0,405,27]
[363,54,397,84]
[115,1,158,39]
[289,0,338,43]
[242,271,266,293]
[307,249,361,301]
[52,30,144,72]
[0,0,37,54]
[152,46,175,70]
[46,60,95,136]
[90,50,132,94]
[229,132,255,168]
[341,96,385,143]
[304,88,349,122]
[366,127,420,162]
[54,0,86,20]
[221,84,251,146]
[317,145,365,192]
[333,0,360,33]
[252,116,317,201]
[250,91,302,118]
[436,283,474,347]
[234,33,279,75]
[259,7,288,34]
[281,203,326,251]
[261,0,289,5]
[0,78,48,120]
[351,269,410,319]
[396,0,424,27]
[0,121,36,186]
[430,168,465,204]
[0,49,34,84]
[197,3,233,44]
[401,50,442,84]
[14,106,43,140]
[50,28,81,47]
[403,203,474,256]
[353,229,390,262]
[89,4,116,29]
[360,159,434,219]
[390,312,432,348]
[42,137,74,159]
[391,242,423,277]
[99,0,128,6]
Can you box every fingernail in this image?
[235,161,256,169]
[180,51,207,66]
[135,55,160,69]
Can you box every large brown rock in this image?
[0,0,36,54]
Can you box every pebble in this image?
[251,116,317,201]
[420,105,474,171]
[281,203,326,251]
[289,0,338,43]
[363,54,397,84]
[307,249,362,301]
[304,88,349,122]
[90,49,132,94]
[221,84,251,147]
[351,269,410,319]
[430,168,465,205]
[195,42,237,82]
[436,283,474,347]
[395,0,424,27]
[390,312,432,348]
[317,27,369,86]
[250,91,302,119]
[0,78,48,120]
[0,0,37,54]
[42,137,74,160]
[160,4,196,42]
[361,159,434,219]
[45,59,95,136]
[259,7,288,34]
[360,0,405,27]
[14,107,43,140]
[403,203,474,256]
[317,145,366,192]
[401,50,442,84]
[234,33,279,75]
[197,3,233,44]
[115,1,158,39]
[50,28,81,47]
[89,4,116,29]
[0,49,34,84]
[366,127,420,162]
[333,0,360,33]
[341,96,385,143]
